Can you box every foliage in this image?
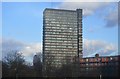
[2,50,36,77]
[2,51,118,78]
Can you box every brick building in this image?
[74,54,120,77]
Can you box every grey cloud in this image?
[59,2,118,27]
[83,39,118,57]
[1,38,118,62]
[58,2,110,16]
[2,38,25,50]
[1,38,42,62]
[1,38,25,57]
[104,10,118,27]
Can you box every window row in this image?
[45,28,77,31]
[44,14,77,19]
[45,23,77,27]
[45,34,77,37]
[45,32,77,35]
[45,21,77,25]
[45,43,77,46]
[44,48,77,51]
[45,38,77,40]
[45,40,77,42]
[45,11,77,16]
[45,30,77,33]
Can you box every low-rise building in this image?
[73,54,120,77]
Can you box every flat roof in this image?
[44,8,82,12]
[82,55,120,59]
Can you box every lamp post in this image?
[99,58,102,79]
[95,54,102,79]
[100,74,102,79]
[16,53,19,79]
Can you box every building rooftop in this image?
[82,55,120,59]
[44,8,82,12]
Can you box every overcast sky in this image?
[1,0,119,62]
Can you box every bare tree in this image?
[2,50,25,77]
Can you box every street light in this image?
[16,52,19,79]
[100,74,102,79]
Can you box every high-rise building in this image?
[43,8,82,68]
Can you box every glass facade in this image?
[43,8,82,67]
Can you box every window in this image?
[86,59,88,62]
[86,68,88,70]
[95,63,97,66]
[110,57,113,60]
[86,63,88,66]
